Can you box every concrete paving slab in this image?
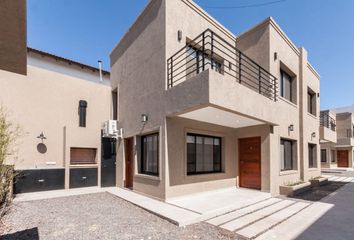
[207,198,282,226]
[13,187,105,202]
[166,187,271,216]
[220,200,294,231]
[237,202,309,239]
[106,187,201,226]
[255,202,333,240]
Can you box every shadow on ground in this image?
[289,181,348,202]
[1,227,39,240]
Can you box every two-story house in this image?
[110,0,321,199]
[319,110,338,168]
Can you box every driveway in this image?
[1,192,237,240]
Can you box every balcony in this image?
[165,29,281,128]
[167,29,277,101]
[320,111,337,143]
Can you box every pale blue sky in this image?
[27,0,354,109]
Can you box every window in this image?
[78,100,87,127]
[186,44,222,79]
[280,70,294,103]
[321,149,327,163]
[309,144,317,168]
[70,148,96,165]
[187,133,221,175]
[280,139,295,171]
[140,133,159,176]
[331,150,336,163]
[307,87,316,115]
[112,90,118,120]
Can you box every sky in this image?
[27,0,354,110]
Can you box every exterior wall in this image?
[111,0,321,198]
[110,0,167,200]
[0,0,27,75]
[0,52,111,189]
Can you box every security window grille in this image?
[187,133,222,175]
[280,70,293,103]
[141,133,159,176]
[321,149,327,163]
[280,139,295,171]
[309,144,317,168]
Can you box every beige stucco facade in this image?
[0,50,111,188]
[110,0,321,199]
[320,111,354,169]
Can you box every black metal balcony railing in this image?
[167,29,278,101]
[320,111,336,131]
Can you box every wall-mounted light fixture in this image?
[274,52,278,61]
[311,132,316,138]
[141,114,148,123]
[288,124,294,132]
[177,30,182,42]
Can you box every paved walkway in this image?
[12,176,353,239]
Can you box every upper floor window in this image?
[280,70,295,103]
[307,87,317,116]
[78,100,87,127]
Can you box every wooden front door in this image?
[239,137,261,190]
[124,137,134,188]
[337,150,349,167]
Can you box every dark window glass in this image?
[308,88,316,115]
[78,100,87,127]
[280,139,295,171]
[280,70,293,102]
[141,133,159,176]
[187,134,222,175]
[331,150,336,163]
[321,149,327,163]
[309,144,317,168]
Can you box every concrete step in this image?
[255,202,333,240]
[237,201,310,239]
[219,199,295,231]
[207,198,282,226]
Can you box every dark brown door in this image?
[239,137,261,190]
[337,150,349,167]
[124,138,134,188]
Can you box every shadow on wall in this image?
[1,227,39,240]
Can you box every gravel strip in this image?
[1,192,239,240]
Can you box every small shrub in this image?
[0,107,20,219]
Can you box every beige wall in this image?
[0,52,111,188]
[110,0,321,199]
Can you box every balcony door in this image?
[239,137,261,190]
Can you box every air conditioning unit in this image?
[102,120,122,138]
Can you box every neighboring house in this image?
[0,0,115,193]
[319,110,337,168]
[110,0,321,199]
[321,106,354,169]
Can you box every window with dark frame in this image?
[187,133,221,175]
[309,144,317,168]
[140,133,159,176]
[331,150,336,163]
[321,149,327,163]
[186,44,223,79]
[280,70,293,103]
[78,100,87,127]
[280,139,295,171]
[307,88,316,116]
